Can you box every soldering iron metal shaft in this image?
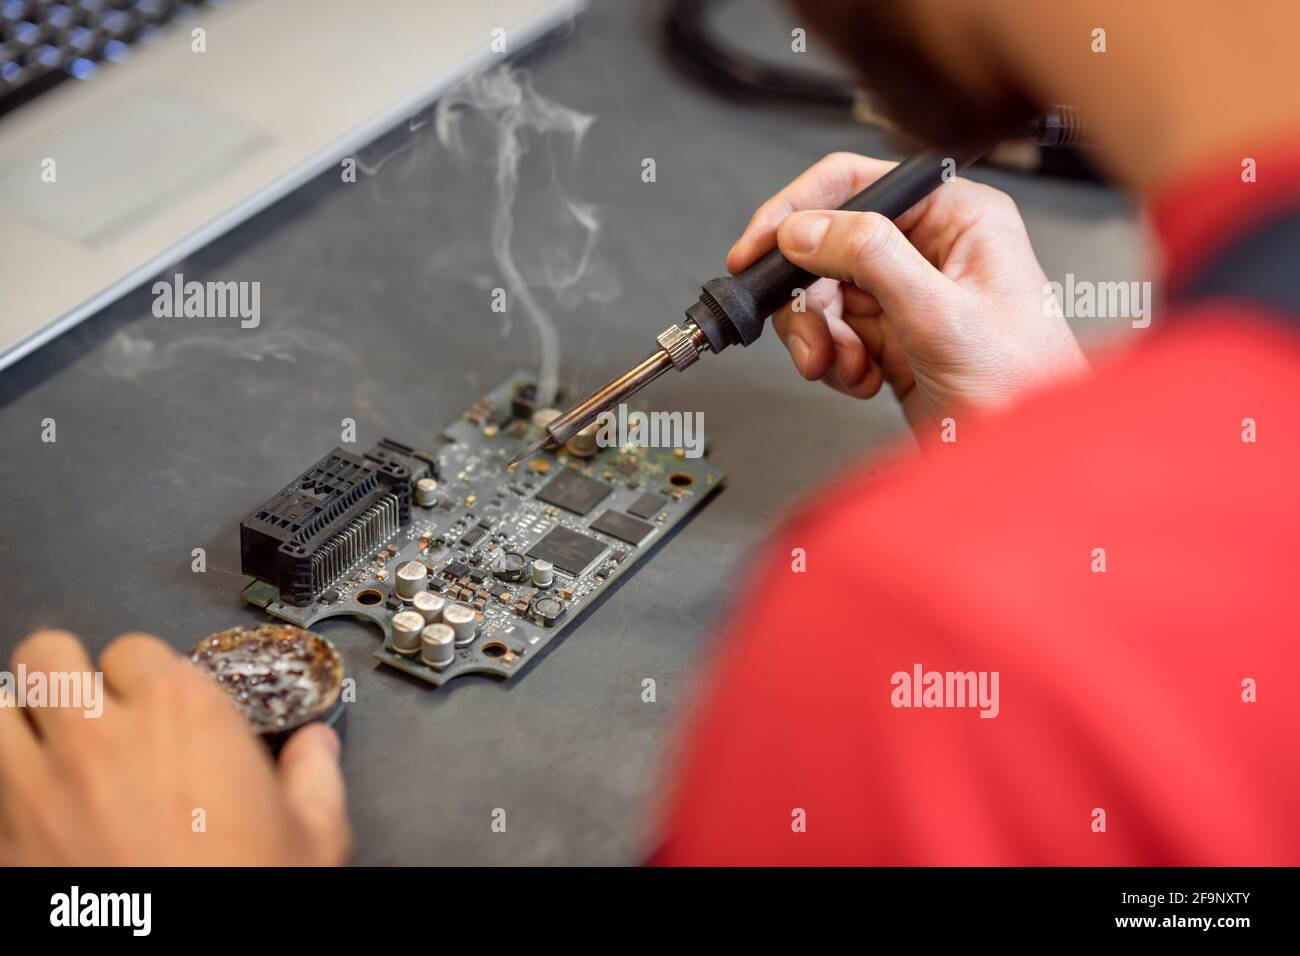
[509,323,710,464]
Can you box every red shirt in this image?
[655,137,1300,865]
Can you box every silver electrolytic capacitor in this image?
[564,420,600,458]
[442,602,477,646]
[420,623,456,669]
[415,477,438,507]
[394,560,428,600]
[531,559,555,588]
[412,590,445,624]
[391,609,426,656]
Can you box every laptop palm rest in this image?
[0,89,265,247]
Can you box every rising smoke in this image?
[434,65,619,405]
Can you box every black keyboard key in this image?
[0,0,223,118]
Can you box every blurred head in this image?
[790,0,1040,149]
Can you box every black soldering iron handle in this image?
[685,144,988,354]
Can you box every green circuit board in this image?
[240,372,723,686]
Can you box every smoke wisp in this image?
[434,65,619,405]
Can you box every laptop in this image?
[0,0,584,371]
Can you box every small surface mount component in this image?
[238,372,724,687]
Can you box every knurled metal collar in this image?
[657,324,701,371]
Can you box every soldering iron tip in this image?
[507,436,551,468]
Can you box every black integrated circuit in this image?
[527,525,608,575]
[627,492,665,520]
[535,468,611,516]
[590,510,656,546]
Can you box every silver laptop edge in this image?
[0,0,585,372]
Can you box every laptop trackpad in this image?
[0,89,264,247]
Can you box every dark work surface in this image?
[0,1,1141,864]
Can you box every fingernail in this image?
[784,213,831,254]
[789,336,811,376]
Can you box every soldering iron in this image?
[509,108,1086,466]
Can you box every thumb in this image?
[278,722,351,866]
[777,210,954,319]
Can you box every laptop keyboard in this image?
[0,0,225,119]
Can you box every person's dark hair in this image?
[789,0,1040,148]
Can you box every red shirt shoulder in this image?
[656,313,1300,865]
[658,134,1300,865]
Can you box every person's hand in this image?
[0,629,350,866]
[728,153,1088,435]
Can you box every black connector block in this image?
[240,438,432,606]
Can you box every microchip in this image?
[527,525,607,576]
[535,468,611,516]
[444,560,471,580]
[459,526,487,547]
[589,510,656,546]
[627,492,665,520]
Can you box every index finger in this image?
[727,153,898,274]
[99,632,184,699]
[9,630,98,735]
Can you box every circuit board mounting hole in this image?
[356,588,385,606]
[481,641,508,658]
[668,472,694,487]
